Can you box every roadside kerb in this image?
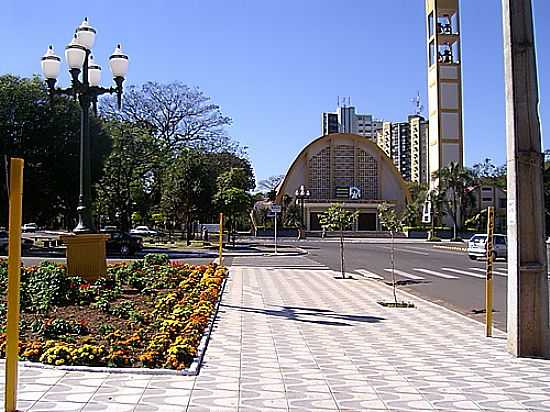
[433,244,467,252]
[354,267,504,334]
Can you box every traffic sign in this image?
[270,204,281,213]
[421,200,432,224]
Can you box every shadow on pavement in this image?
[221,303,385,327]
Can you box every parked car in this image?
[0,230,34,253]
[467,234,507,260]
[101,225,118,232]
[129,226,157,236]
[105,231,143,256]
[22,223,38,232]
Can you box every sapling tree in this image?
[319,204,358,279]
[377,203,407,304]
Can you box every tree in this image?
[216,167,255,192]
[101,81,234,153]
[214,186,253,246]
[405,182,429,227]
[0,75,110,229]
[319,204,358,279]
[95,120,157,231]
[160,149,211,245]
[377,203,408,304]
[257,175,284,200]
[433,161,475,240]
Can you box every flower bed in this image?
[0,254,226,370]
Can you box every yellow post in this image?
[218,213,224,265]
[485,206,495,337]
[4,158,24,412]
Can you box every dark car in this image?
[104,231,143,256]
[0,230,34,253]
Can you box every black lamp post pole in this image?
[74,49,93,233]
[300,198,305,229]
[46,51,124,233]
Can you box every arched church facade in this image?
[275,133,409,232]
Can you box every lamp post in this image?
[40,18,129,233]
[295,185,310,239]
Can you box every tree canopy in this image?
[0,74,109,228]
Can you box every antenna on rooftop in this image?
[410,91,424,115]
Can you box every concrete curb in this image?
[21,269,230,376]
[433,244,467,252]
[359,274,506,336]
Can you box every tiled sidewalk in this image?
[3,257,550,411]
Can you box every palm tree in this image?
[433,162,474,240]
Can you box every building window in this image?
[428,12,434,38]
[356,148,378,200]
[308,147,331,200]
[482,197,492,202]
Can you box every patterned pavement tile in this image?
[81,402,136,411]
[7,262,550,411]
[29,400,87,411]
[187,388,239,409]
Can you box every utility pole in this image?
[502,0,549,357]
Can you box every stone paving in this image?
[2,255,550,411]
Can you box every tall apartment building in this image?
[376,115,429,184]
[321,104,382,141]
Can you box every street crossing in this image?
[351,265,511,282]
[383,268,425,280]
[469,267,508,276]
[413,268,459,279]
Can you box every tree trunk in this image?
[340,228,345,279]
[453,221,457,240]
[186,216,192,246]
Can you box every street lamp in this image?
[295,185,310,238]
[40,17,129,233]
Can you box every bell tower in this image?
[426,0,464,184]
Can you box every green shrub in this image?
[143,253,169,266]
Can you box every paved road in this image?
[279,240,511,331]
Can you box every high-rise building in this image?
[376,115,429,184]
[321,103,382,140]
[410,115,429,184]
[426,0,464,186]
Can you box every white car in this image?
[22,223,38,232]
[129,226,157,236]
[467,234,507,260]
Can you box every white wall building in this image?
[322,103,382,141]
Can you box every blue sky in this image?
[1,0,549,184]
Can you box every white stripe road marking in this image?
[413,268,459,279]
[376,245,430,256]
[355,269,384,280]
[470,267,508,277]
[442,267,486,279]
[400,248,430,256]
[384,268,425,280]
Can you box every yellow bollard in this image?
[4,158,24,412]
[485,206,495,337]
[218,213,224,265]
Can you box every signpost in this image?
[218,213,224,265]
[486,206,495,337]
[5,158,24,412]
[270,204,281,255]
[422,200,432,224]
